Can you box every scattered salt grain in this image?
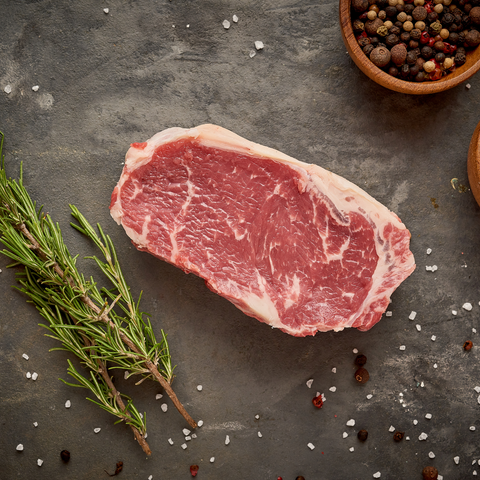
[366,394,373,399]
[454,456,460,464]
[438,476,443,480]
[94,428,101,434]
[420,382,425,387]
[373,472,381,478]
[425,413,432,420]
[155,394,163,400]
[426,265,438,272]
[470,426,476,431]
[249,50,256,58]
[426,248,432,254]
[428,451,435,459]
[103,8,109,14]
[346,419,355,427]
[349,447,355,452]
[399,345,406,351]
[185,436,191,441]
[477,394,480,405]
[210,457,215,463]
[386,311,392,317]
[388,425,395,432]
[148,476,153,480]
[4,85,12,94]
[32,85,39,92]
[37,459,43,467]
[33,422,38,427]
[307,442,315,450]
[466,83,472,89]
[343,432,348,438]
[32,372,38,380]
[26,372,32,379]
[197,420,204,427]
[416,324,421,332]
[431,335,436,341]
[192,433,197,439]
[225,435,230,445]
[254,40,264,50]
[474,386,480,393]
[168,438,174,445]
[409,311,417,320]
[452,310,458,315]
[161,403,168,412]
[329,386,337,392]
[197,385,203,391]
[258,431,262,438]
[222,20,231,29]
[332,367,337,373]
[181,443,187,450]
[474,460,478,465]
[65,400,71,409]
[183,428,191,436]
[463,303,473,311]
[406,436,410,440]
[474,328,477,334]
[353,348,358,354]
[419,432,428,441]
[255,415,260,420]
[474,471,478,476]
[233,14,238,22]
[306,379,314,388]
[22,354,29,361]
[16,444,24,451]
[433,363,438,369]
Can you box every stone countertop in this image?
[1,1,480,478]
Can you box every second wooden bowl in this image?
[339,0,480,95]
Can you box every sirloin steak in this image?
[110,124,415,336]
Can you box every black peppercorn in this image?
[394,20,403,28]
[406,50,417,64]
[386,5,397,16]
[400,32,411,43]
[393,431,405,442]
[357,429,369,441]
[389,66,399,76]
[409,64,420,76]
[353,19,365,32]
[463,14,472,26]
[396,3,405,12]
[386,33,400,47]
[370,36,380,46]
[389,25,401,35]
[415,71,426,82]
[455,51,467,65]
[471,6,480,23]
[466,29,480,46]
[457,46,467,55]
[410,28,422,40]
[435,52,446,63]
[405,3,415,14]
[400,63,410,78]
[449,23,459,32]
[443,12,454,26]
[422,466,438,480]
[449,32,460,43]
[355,367,370,383]
[363,43,375,56]
[466,3,473,13]
[358,36,371,47]
[421,46,433,59]
[352,0,369,13]
[377,0,388,8]
[427,11,438,23]
[355,354,367,366]
[60,450,70,462]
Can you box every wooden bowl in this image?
[339,0,480,95]
[467,120,480,207]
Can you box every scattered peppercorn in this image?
[105,461,123,477]
[355,367,370,383]
[393,431,405,442]
[464,340,473,350]
[358,429,369,441]
[60,450,70,463]
[355,354,367,366]
[190,465,199,477]
[422,466,439,480]
[312,393,324,408]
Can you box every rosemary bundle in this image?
[0,132,196,454]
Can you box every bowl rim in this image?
[339,0,480,94]
[467,120,480,207]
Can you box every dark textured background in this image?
[1,1,480,479]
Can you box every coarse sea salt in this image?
[388,425,395,432]
[181,443,187,450]
[427,248,432,254]
[103,8,109,13]
[161,403,168,412]
[168,438,174,445]
[185,436,191,441]
[197,385,203,391]
[431,335,436,341]
[477,394,480,405]
[183,428,191,436]
[416,324,421,332]
[474,328,477,334]
[4,85,12,94]
[419,432,428,441]
[425,413,432,419]
[399,345,406,351]
[197,420,204,427]
[307,442,315,450]
[65,400,71,409]
[148,476,153,480]
[429,451,435,459]
[452,310,458,315]
[222,20,231,29]
[346,419,355,427]
[233,14,238,22]
[366,394,373,399]
[37,459,43,466]
[349,447,354,452]
[33,422,38,427]
[405,436,410,441]
[454,456,460,464]
[225,435,230,445]
[343,432,348,438]
[306,379,314,388]
[329,386,337,392]
[254,40,264,50]
[32,85,39,92]
[475,386,480,393]
[332,367,337,373]
[463,303,473,311]
[386,311,392,317]
[373,472,381,478]
[353,348,358,354]
[31,372,38,380]
[409,311,417,320]
[192,433,197,439]
[22,353,29,361]
[26,372,32,379]
[470,426,476,431]
[258,431,262,438]
[155,393,163,400]
[94,428,101,434]
[433,363,438,369]
[210,457,215,463]
[16,444,24,451]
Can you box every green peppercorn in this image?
[377,25,389,35]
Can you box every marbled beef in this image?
[110,124,415,336]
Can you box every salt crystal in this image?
[428,451,435,459]
[466,83,471,89]
[233,14,238,22]
[474,471,478,476]
[470,426,476,431]
[103,8,109,14]
[438,476,443,480]
[346,419,355,427]
[249,50,256,58]
[32,372,38,380]
[186,24,190,28]
[33,422,38,427]
[452,310,457,315]
[168,438,174,445]
[431,335,436,341]
[386,311,392,317]
[349,447,354,452]
[225,435,230,445]
[409,311,417,320]
[155,394,163,400]
[420,382,425,387]
[222,20,231,29]
[373,472,381,478]
[474,460,478,465]
[399,398,403,403]
[258,431,262,438]
[426,266,432,271]
[254,40,264,50]
[366,394,373,399]
[148,476,153,480]
[307,442,315,450]
[454,455,460,464]
[210,457,215,463]
[185,436,191,441]
[306,379,314,388]
[22,354,29,361]
[329,386,337,392]
[475,386,480,393]
[161,403,168,412]
[388,425,395,432]
[197,420,204,427]
[463,303,473,311]
[425,413,432,419]
[183,428,191,436]
[94,427,101,433]
[26,372,32,379]
[477,394,480,405]
[433,363,438,369]
[353,348,358,354]
[197,385,203,391]
[37,459,43,466]
[255,415,260,419]
[399,345,406,351]
[192,433,197,439]
[181,443,187,450]
[332,367,337,373]
[406,436,410,440]
[474,328,477,334]
[32,85,39,92]
[16,444,24,451]
[426,248,432,254]
[432,265,438,271]
[124,371,130,379]
[4,85,12,94]
[419,432,428,441]
[416,324,421,332]
[65,400,71,409]
[399,393,403,397]
[343,432,348,438]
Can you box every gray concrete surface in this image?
[1,0,480,478]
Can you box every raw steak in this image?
[110,124,415,336]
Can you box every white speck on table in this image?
[329,386,337,392]
[388,425,395,432]
[332,367,337,373]
[94,428,101,434]
[148,476,153,480]
[426,248,432,254]
[210,457,215,463]
[306,379,314,388]
[168,438,174,445]
[37,459,43,467]
[197,385,203,391]
[185,436,191,441]
[33,422,38,427]
[409,311,417,320]
[103,8,109,14]
[346,419,355,427]
[26,372,31,379]
[425,413,432,419]
[475,386,480,393]
[416,324,421,332]
[373,472,381,478]
[386,311,392,317]
[254,40,264,50]
[22,354,29,361]
[161,403,168,412]
[4,85,12,94]
[419,432,428,441]
[32,372,38,380]
[353,348,358,354]
[366,394,373,399]
[255,415,260,420]
[258,431,262,438]
[65,400,71,409]
[183,428,191,436]
[428,451,435,459]
[399,345,406,351]
[32,85,39,92]
[470,426,476,431]
[452,310,458,315]
[192,433,197,439]
[463,303,473,311]
[349,447,354,452]
[181,443,187,450]
[155,394,163,400]
[16,444,23,451]
[343,432,348,438]
[433,363,438,369]
[431,335,436,341]
[225,435,230,445]
[307,442,315,450]
[232,14,238,22]
[223,20,230,29]
[197,420,204,427]
[454,455,460,464]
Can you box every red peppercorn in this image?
[355,367,370,384]
[464,340,473,351]
[420,32,431,44]
[425,2,433,13]
[190,465,199,477]
[429,68,442,80]
[312,394,324,408]
[428,37,436,48]
[393,431,405,442]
